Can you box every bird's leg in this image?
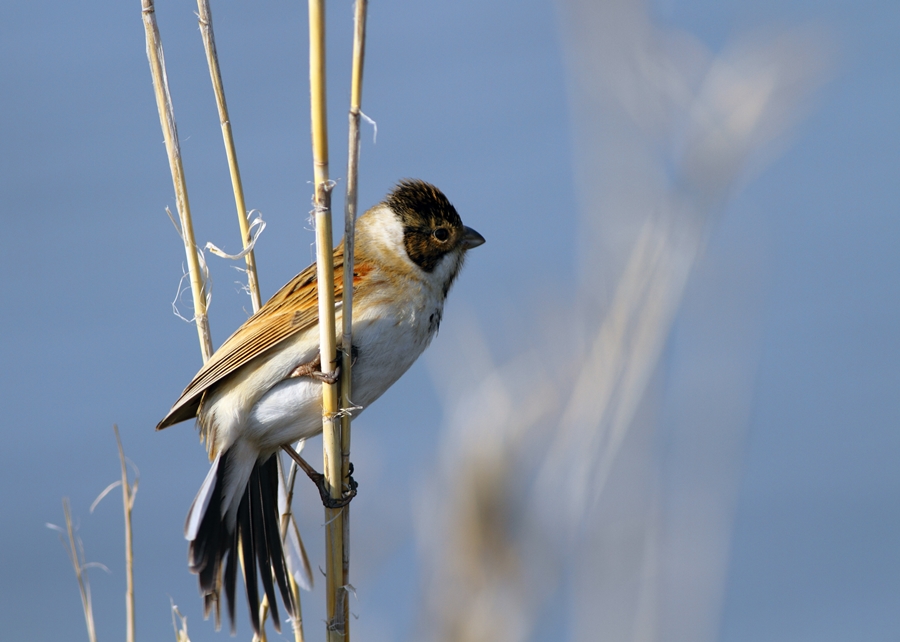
[281,445,357,508]
[288,345,359,385]
[288,353,339,385]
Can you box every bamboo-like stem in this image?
[195,0,263,313]
[340,0,369,631]
[307,1,344,639]
[114,425,137,642]
[141,0,213,361]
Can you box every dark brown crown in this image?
[386,180,466,272]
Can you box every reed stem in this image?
[114,425,137,642]
[307,1,345,639]
[61,498,98,642]
[340,0,369,630]
[141,0,213,361]
[195,0,263,313]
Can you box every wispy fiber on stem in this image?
[141,0,213,362]
[195,0,263,314]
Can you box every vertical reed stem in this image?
[340,0,369,631]
[307,1,345,639]
[113,426,137,642]
[141,0,213,361]
[195,5,307,635]
[196,0,263,313]
[62,498,98,642]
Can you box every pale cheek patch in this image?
[365,206,413,267]
[432,250,465,295]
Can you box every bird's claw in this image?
[289,355,339,384]
[307,463,357,509]
[281,446,358,509]
[312,367,340,385]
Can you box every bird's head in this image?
[359,179,485,295]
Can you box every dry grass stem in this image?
[339,0,368,630]
[114,425,138,642]
[195,2,309,636]
[170,601,191,642]
[279,449,310,642]
[141,0,213,361]
[195,0,262,313]
[52,499,99,642]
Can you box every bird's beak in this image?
[461,226,485,250]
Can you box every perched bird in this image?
[157,180,484,634]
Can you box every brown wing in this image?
[156,243,347,430]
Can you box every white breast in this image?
[207,279,444,456]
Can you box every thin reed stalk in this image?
[114,425,138,642]
[307,1,345,639]
[70,499,98,642]
[141,0,213,361]
[171,602,191,642]
[280,448,310,642]
[195,0,263,313]
[340,0,369,630]
[51,499,98,642]
[195,4,308,636]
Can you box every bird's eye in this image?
[433,228,450,242]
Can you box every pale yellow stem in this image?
[141,0,212,361]
[308,1,345,639]
[196,0,262,313]
[340,0,369,631]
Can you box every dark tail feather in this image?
[188,451,230,631]
[187,451,295,636]
[237,489,260,633]
[260,457,295,613]
[224,525,239,633]
[250,463,284,630]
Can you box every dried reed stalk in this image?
[340,0,369,630]
[141,0,213,361]
[193,4,309,637]
[114,425,138,642]
[59,498,99,642]
[278,450,309,642]
[307,1,345,639]
[195,0,262,313]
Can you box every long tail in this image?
[185,448,295,634]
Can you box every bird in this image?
[156,179,485,634]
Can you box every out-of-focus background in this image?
[2,1,898,641]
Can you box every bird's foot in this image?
[281,445,357,508]
[310,468,357,509]
[289,354,339,385]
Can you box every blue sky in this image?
[1,1,898,641]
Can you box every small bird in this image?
[157,180,484,634]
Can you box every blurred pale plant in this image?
[417,2,829,641]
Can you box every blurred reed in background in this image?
[416,1,830,640]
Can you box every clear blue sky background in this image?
[1,1,897,641]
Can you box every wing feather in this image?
[157,243,347,430]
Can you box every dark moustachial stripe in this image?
[387,179,465,272]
